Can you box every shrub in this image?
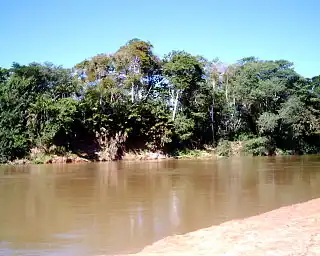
[216,140,232,157]
[275,148,291,156]
[243,136,274,156]
[172,149,210,158]
[31,153,52,164]
[236,133,255,141]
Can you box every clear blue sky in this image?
[1,0,319,77]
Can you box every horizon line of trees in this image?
[0,38,319,162]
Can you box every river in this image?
[0,156,319,255]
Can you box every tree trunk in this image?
[131,82,134,103]
[210,105,215,146]
[212,77,216,145]
[225,73,229,102]
[172,90,179,121]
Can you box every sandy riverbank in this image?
[116,198,320,256]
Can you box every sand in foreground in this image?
[115,198,320,256]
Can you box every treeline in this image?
[0,39,319,163]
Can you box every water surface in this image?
[0,156,320,255]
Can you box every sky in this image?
[1,0,320,77]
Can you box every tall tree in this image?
[163,51,204,121]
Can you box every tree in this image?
[113,39,162,102]
[0,76,31,162]
[163,51,204,121]
[0,39,319,162]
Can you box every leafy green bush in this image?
[236,133,255,141]
[257,112,279,134]
[172,149,210,158]
[31,153,52,164]
[216,140,232,157]
[299,141,320,155]
[275,148,291,156]
[243,137,272,156]
[48,145,67,155]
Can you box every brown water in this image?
[0,156,320,256]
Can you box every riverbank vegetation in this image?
[0,39,319,163]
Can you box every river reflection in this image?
[0,156,320,255]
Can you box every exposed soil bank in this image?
[7,149,216,165]
[116,198,320,256]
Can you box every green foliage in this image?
[125,101,174,150]
[216,140,232,157]
[31,153,52,164]
[163,51,204,91]
[243,137,273,156]
[28,96,79,149]
[0,38,319,163]
[236,133,255,141]
[0,75,33,162]
[257,112,279,134]
[172,149,210,158]
[173,115,195,142]
[275,148,291,156]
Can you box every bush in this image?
[243,136,274,156]
[216,140,232,157]
[48,145,67,155]
[172,149,210,158]
[0,132,29,163]
[31,153,52,164]
[299,141,320,155]
[236,133,255,141]
[275,148,291,156]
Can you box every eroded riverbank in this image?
[118,198,320,256]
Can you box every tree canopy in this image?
[0,39,319,163]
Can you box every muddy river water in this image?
[0,156,319,255]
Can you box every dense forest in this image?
[0,39,319,163]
